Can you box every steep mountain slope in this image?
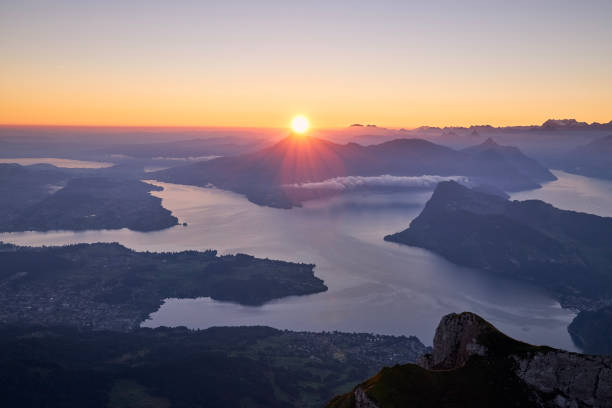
[154,136,555,208]
[568,306,612,355]
[327,312,612,408]
[462,138,556,182]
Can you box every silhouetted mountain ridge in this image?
[462,138,556,183]
[413,118,612,132]
[154,136,555,208]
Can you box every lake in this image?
[2,170,610,350]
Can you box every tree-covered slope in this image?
[0,325,428,408]
[0,242,326,330]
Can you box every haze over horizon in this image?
[1,117,611,132]
[2,0,611,128]
[3,3,612,406]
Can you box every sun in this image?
[290,115,310,134]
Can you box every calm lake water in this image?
[2,170,610,350]
[512,170,612,217]
[0,157,113,168]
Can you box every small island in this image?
[0,242,327,331]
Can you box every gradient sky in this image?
[1,0,611,128]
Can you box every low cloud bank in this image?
[152,155,220,161]
[287,175,469,191]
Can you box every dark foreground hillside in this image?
[0,325,428,408]
[328,312,612,408]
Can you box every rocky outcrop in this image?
[514,351,612,407]
[327,312,612,408]
[353,388,379,408]
[418,312,489,370]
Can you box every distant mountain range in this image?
[416,118,612,133]
[323,119,612,158]
[154,136,555,208]
[461,137,556,183]
[335,119,612,138]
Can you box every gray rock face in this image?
[353,388,380,408]
[329,312,612,408]
[418,312,490,370]
[422,312,612,408]
[514,352,612,408]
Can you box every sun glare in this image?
[291,115,310,134]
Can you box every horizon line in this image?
[1,118,610,131]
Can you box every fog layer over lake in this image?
[3,170,610,350]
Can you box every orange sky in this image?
[1,1,611,129]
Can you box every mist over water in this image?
[0,158,113,169]
[3,171,611,350]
